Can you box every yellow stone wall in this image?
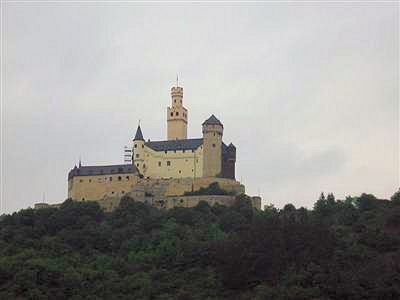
[133,143,204,179]
[68,173,139,201]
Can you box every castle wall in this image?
[68,173,139,201]
[98,194,260,212]
[136,145,204,179]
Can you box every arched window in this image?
[176,112,179,116]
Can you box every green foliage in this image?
[0,192,399,299]
[184,182,233,196]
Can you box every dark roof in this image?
[134,125,144,141]
[145,138,203,152]
[202,114,223,126]
[68,164,139,179]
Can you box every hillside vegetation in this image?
[1,192,400,299]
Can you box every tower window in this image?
[134,144,137,148]
[126,176,130,180]
[109,177,112,181]
[136,154,139,158]
[142,145,144,148]
[167,161,171,166]
[158,161,161,167]
[143,164,146,168]
[165,151,167,154]
[118,176,122,181]
[137,163,139,167]
[176,112,179,116]
[174,99,176,103]
[179,170,181,174]
[170,112,173,116]
[183,150,185,153]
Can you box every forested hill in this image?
[1,192,400,300]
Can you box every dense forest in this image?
[1,191,400,299]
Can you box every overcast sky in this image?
[2,2,399,213]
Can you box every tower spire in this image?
[176,74,179,87]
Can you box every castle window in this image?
[179,170,181,174]
[80,179,83,183]
[143,164,146,169]
[109,177,112,181]
[118,176,122,181]
[183,150,185,153]
[142,145,144,148]
[158,161,161,167]
[174,99,176,103]
[176,112,179,116]
[165,151,167,154]
[89,179,92,183]
[214,133,216,136]
[170,112,173,116]
[192,150,194,153]
[134,144,137,148]
[82,198,85,201]
[167,161,171,166]
[136,163,139,167]
[112,191,114,194]
[212,144,216,147]
[122,191,125,194]
[136,154,139,158]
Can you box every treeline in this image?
[0,191,399,299]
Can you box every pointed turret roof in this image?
[202,114,223,126]
[134,125,144,141]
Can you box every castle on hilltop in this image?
[59,84,261,211]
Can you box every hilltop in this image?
[1,192,400,299]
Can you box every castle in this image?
[61,84,261,211]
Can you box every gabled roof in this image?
[68,164,139,179]
[134,125,144,141]
[202,114,223,126]
[145,138,203,152]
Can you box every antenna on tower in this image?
[176,74,179,87]
[79,156,82,168]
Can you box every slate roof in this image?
[134,125,144,141]
[145,138,203,152]
[68,164,139,179]
[202,114,223,126]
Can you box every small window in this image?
[170,112,173,116]
[109,177,112,181]
[126,176,130,180]
[174,99,176,103]
[183,150,185,153]
[167,161,171,166]
[165,151,167,154]
[143,164,146,169]
[192,150,194,153]
[179,170,181,174]
[122,191,125,194]
[82,198,85,201]
[142,145,144,148]
[158,161,161,167]
[136,154,139,158]
[214,133,216,136]
[176,112,179,116]
[136,163,139,167]
[80,179,83,183]
[118,176,122,181]
[134,144,137,148]
[212,144,216,147]
[112,191,114,194]
[89,179,92,183]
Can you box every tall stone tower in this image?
[202,115,223,177]
[132,125,145,175]
[167,86,188,140]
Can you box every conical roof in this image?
[202,114,223,126]
[134,125,144,141]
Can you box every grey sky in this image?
[3,2,399,213]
